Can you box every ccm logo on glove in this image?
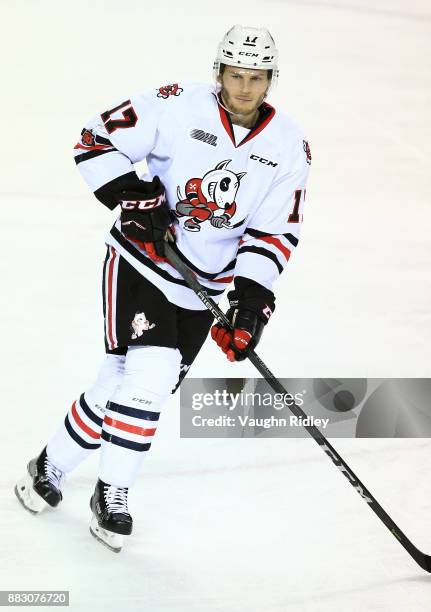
[120,193,166,211]
[93,172,173,262]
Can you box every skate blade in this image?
[14,474,47,514]
[89,516,124,553]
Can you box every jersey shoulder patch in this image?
[156,83,184,99]
[153,81,211,102]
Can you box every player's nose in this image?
[240,78,251,93]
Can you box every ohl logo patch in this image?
[174,160,246,232]
[157,83,184,99]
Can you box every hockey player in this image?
[15,25,311,552]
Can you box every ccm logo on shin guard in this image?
[121,193,166,210]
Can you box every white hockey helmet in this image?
[214,25,279,85]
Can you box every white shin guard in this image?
[98,346,182,488]
[47,354,125,473]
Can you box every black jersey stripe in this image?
[246,228,299,248]
[231,216,248,229]
[107,401,160,421]
[74,148,115,165]
[168,241,236,280]
[64,415,101,450]
[95,135,113,146]
[101,430,151,452]
[237,245,284,275]
[80,393,103,427]
[285,233,299,247]
[110,226,225,296]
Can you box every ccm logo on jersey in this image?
[250,154,278,168]
[121,193,166,210]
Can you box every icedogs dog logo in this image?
[131,312,156,339]
[175,160,246,232]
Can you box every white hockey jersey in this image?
[74,82,311,309]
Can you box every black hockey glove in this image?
[211,277,275,362]
[94,172,172,260]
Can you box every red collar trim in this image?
[217,100,235,146]
[215,94,276,148]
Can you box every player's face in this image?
[219,66,270,116]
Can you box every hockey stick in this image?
[165,242,431,573]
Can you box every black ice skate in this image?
[14,447,64,514]
[89,479,133,553]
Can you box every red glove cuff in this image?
[127,238,168,263]
[211,325,252,362]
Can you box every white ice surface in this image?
[1,1,431,610]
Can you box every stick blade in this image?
[411,549,431,573]
[419,554,431,573]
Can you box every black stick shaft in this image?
[165,243,431,573]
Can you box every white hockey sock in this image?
[47,354,125,473]
[98,346,182,488]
